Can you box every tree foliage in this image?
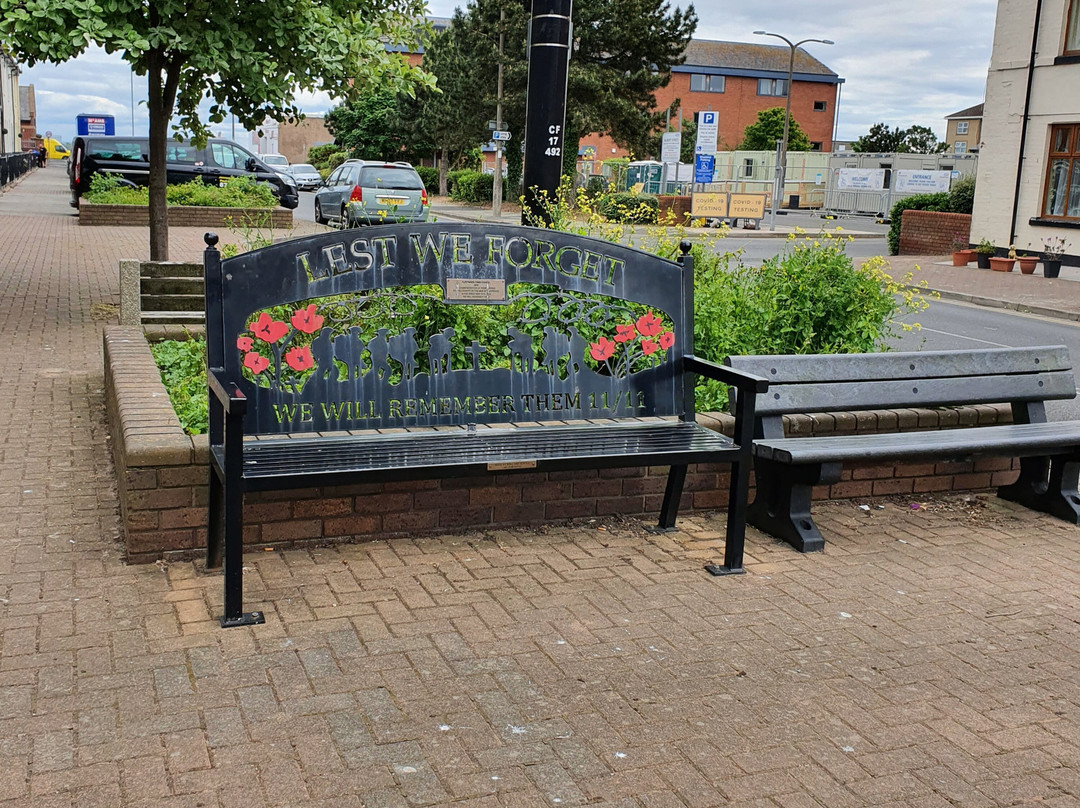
[325,90,411,162]
[0,0,432,258]
[854,122,948,154]
[738,108,811,152]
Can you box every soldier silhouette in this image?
[507,327,535,374]
[388,327,420,380]
[365,329,391,381]
[428,327,454,375]
[540,326,569,377]
[309,327,336,382]
[567,327,588,377]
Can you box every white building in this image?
[971,0,1080,262]
[0,50,20,154]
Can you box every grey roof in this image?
[680,38,838,78]
[946,103,984,119]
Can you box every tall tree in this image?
[326,90,410,162]
[901,125,948,154]
[738,108,811,152]
[852,122,908,152]
[0,0,431,259]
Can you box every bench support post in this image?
[998,455,1080,524]
[219,407,264,629]
[657,465,688,530]
[747,459,842,553]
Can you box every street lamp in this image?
[753,31,833,230]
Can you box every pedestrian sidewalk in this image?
[0,165,1076,807]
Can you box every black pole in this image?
[520,0,573,226]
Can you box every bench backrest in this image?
[205,223,694,434]
[727,347,1075,434]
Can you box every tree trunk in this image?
[145,49,182,261]
[438,149,448,196]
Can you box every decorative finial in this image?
[679,240,692,255]
[204,232,219,247]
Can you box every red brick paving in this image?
[0,166,1077,806]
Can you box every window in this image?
[814,101,827,111]
[954,141,967,154]
[743,158,754,177]
[88,140,145,161]
[208,142,252,169]
[1043,123,1080,219]
[956,121,969,135]
[689,74,725,93]
[757,78,787,97]
[165,144,198,164]
[1068,0,1080,53]
[810,142,823,151]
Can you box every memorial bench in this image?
[204,224,767,627]
[726,347,1080,553]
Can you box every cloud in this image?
[16,0,997,145]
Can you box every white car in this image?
[260,153,289,169]
[285,163,323,191]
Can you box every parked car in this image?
[284,163,322,191]
[260,153,289,169]
[68,135,299,209]
[313,160,429,226]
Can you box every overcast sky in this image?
[18,0,998,146]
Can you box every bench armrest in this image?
[208,368,248,416]
[684,355,770,393]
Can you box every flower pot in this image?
[1043,259,1062,278]
[1017,257,1038,274]
[952,249,976,266]
[976,253,992,269]
[989,257,1015,272]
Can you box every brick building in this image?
[582,38,843,160]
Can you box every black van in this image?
[69,135,299,209]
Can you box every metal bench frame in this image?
[205,225,766,626]
[727,347,1080,553]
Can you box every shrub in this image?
[325,151,348,172]
[308,144,342,169]
[948,174,976,214]
[446,169,471,197]
[887,192,949,254]
[84,175,277,208]
[584,175,609,197]
[151,337,208,435]
[415,166,438,194]
[449,170,507,203]
[598,192,658,224]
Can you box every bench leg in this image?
[705,457,750,576]
[747,460,842,553]
[998,455,1080,524]
[657,464,688,531]
[207,467,225,569]
[219,418,265,628]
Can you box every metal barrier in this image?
[820,189,892,219]
[0,153,36,190]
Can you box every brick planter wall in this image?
[657,195,692,224]
[104,326,1020,563]
[899,210,971,255]
[80,201,292,228]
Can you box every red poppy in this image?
[614,323,636,343]
[251,312,289,344]
[636,312,663,337]
[291,304,324,334]
[658,331,675,350]
[236,336,253,351]
[642,340,659,356]
[284,345,315,372]
[243,352,270,374]
[589,337,616,361]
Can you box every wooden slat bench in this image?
[726,347,1080,552]
[204,224,767,626]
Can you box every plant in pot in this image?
[1016,248,1039,274]
[950,233,975,266]
[1038,236,1069,278]
[975,238,995,269]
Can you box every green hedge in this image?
[449,169,507,204]
[415,166,438,194]
[887,174,978,255]
[598,192,659,224]
[85,173,277,208]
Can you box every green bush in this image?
[85,174,277,208]
[584,175,609,197]
[598,192,658,224]
[887,192,949,255]
[446,169,471,197]
[151,337,208,435]
[325,151,348,172]
[948,174,976,214]
[449,170,506,203]
[415,166,438,194]
[308,144,343,169]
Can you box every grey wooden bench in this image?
[726,347,1080,552]
[205,224,767,626]
[119,259,205,326]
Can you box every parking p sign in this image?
[695,111,718,156]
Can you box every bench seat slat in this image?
[219,422,737,490]
[755,421,1080,464]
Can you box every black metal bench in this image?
[726,347,1080,553]
[204,224,766,626]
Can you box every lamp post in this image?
[492,4,505,217]
[753,31,833,230]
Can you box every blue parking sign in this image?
[694,154,715,184]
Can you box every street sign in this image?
[694,154,714,184]
[660,131,681,164]
[695,111,718,156]
[492,131,512,141]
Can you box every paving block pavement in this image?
[0,166,1077,807]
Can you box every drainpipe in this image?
[1009,0,1043,245]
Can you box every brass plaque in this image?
[729,193,767,219]
[487,460,538,471]
[446,278,507,303]
[691,192,728,218]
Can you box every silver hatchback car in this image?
[314,160,429,227]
